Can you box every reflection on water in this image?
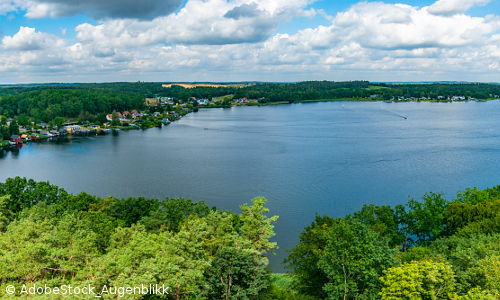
[2,101,500,271]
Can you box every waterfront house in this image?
[10,135,22,144]
[40,130,50,137]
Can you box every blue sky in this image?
[0,0,499,83]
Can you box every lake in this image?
[2,101,500,271]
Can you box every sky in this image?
[0,0,499,83]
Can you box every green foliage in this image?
[0,89,144,122]
[0,195,12,232]
[139,197,214,232]
[106,196,159,226]
[319,218,397,300]
[284,214,336,298]
[206,247,268,299]
[350,204,409,249]
[259,274,319,300]
[444,201,500,237]
[453,186,500,205]
[406,192,450,243]
[240,197,279,266]
[430,233,500,294]
[458,288,498,300]
[401,247,440,264]
[380,260,457,300]
[0,177,70,216]
[0,178,282,300]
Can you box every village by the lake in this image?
[1,81,497,152]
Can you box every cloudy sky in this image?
[0,0,499,83]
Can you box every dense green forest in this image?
[0,89,144,124]
[0,177,499,299]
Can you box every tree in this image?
[8,119,18,136]
[406,192,449,243]
[53,116,64,128]
[139,197,214,232]
[17,114,30,127]
[351,204,407,249]
[206,247,268,300]
[380,260,457,300]
[318,218,397,300]
[78,110,85,124]
[239,197,279,266]
[284,214,336,298]
[0,195,12,232]
[110,110,121,126]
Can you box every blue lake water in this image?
[1,101,500,271]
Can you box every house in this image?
[197,99,209,105]
[123,111,130,117]
[10,135,22,144]
[131,110,139,115]
[153,112,160,117]
[40,130,50,137]
[190,97,196,101]
[106,114,113,121]
[89,125,100,129]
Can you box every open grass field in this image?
[145,98,160,103]
[366,85,388,90]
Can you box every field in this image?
[162,83,245,89]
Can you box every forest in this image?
[0,177,498,299]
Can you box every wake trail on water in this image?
[379,103,407,119]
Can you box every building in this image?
[10,135,22,144]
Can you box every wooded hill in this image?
[0,177,499,299]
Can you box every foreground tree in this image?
[206,247,267,299]
[380,260,457,300]
[319,218,397,300]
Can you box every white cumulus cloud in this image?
[428,0,491,16]
[2,26,66,50]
